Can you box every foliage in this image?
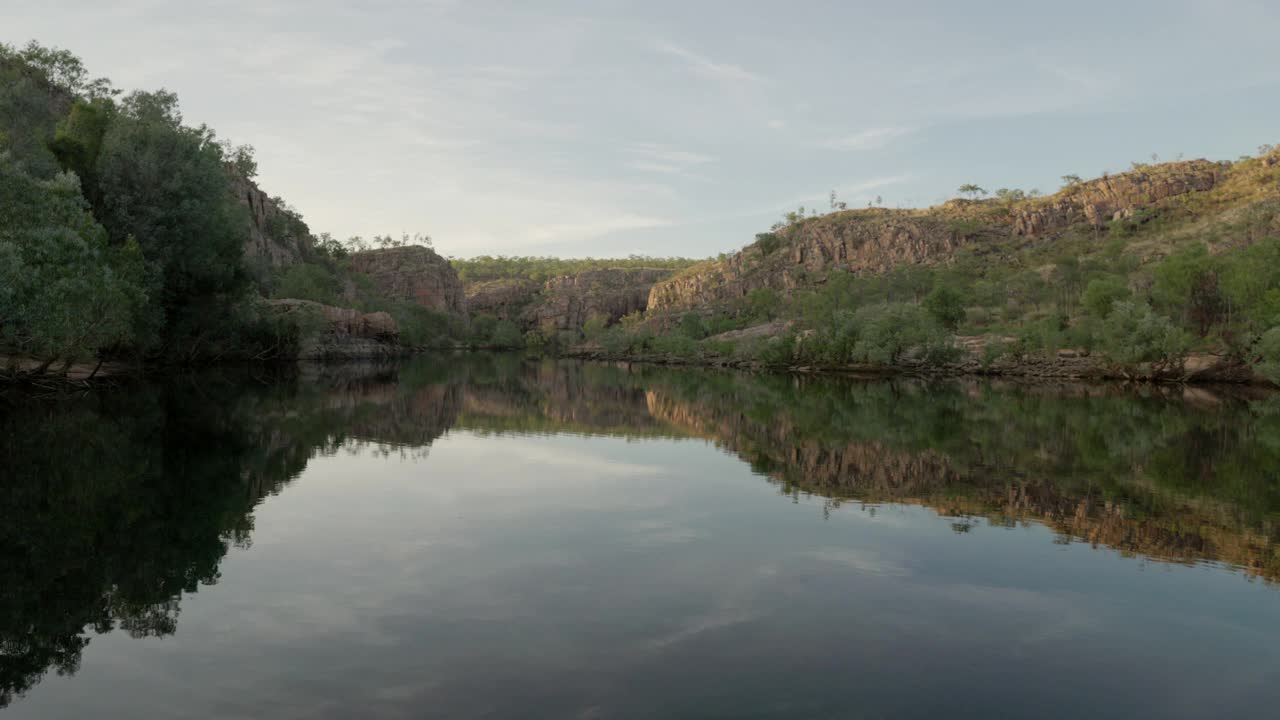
[1081,276,1132,318]
[1097,302,1188,369]
[582,312,609,339]
[93,90,250,358]
[490,320,523,348]
[0,164,145,371]
[273,263,342,305]
[923,285,966,330]
[1256,327,1280,385]
[1152,244,1225,337]
[753,232,782,255]
[453,255,700,284]
[679,312,708,340]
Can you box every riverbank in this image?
[562,346,1271,386]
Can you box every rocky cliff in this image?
[348,246,468,317]
[465,278,541,321]
[525,268,671,331]
[229,171,313,269]
[646,160,1229,314]
[1012,159,1224,236]
[461,267,676,332]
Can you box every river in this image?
[3,354,1279,718]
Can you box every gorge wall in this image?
[464,267,675,332]
[230,172,313,269]
[646,160,1229,314]
[348,246,468,317]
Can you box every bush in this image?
[274,263,341,305]
[679,312,708,340]
[1082,276,1131,318]
[582,312,609,339]
[490,320,523,348]
[753,232,782,255]
[1255,327,1280,385]
[924,285,966,330]
[650,333,698,357]
[849,303,948,365]
[1097,301,1188,369]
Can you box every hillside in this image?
[572,150,1280,383]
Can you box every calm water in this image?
[4,354,1280,718]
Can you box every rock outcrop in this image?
[348,246,467,317]
[648,161,1228,314]
[465,278,541,321]
[526,268,671,331]
[266,299,401,360]
[648,212,967,313]
[1012,160,1224,236]
[230,172,312,268]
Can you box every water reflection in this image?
[2,354,1279,708]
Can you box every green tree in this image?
[1082,276,1132,318]
[924,285,966,330]
[1152,244,1224,336]
[957,184,987,200]
[94,90,249,358]
[679,312,708,340]
[490,320,523,348]
[0,164,144,373]
[582,312,609,339]
[1097,301,1188,370]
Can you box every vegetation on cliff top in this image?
[452,255,700,285]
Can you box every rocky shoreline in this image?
[562,347,1271,387]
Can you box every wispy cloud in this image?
[523,214,672,245]
[624,142,715,178]
[788,174,917,209]
[822,126,915,151]
[653,40,762,84]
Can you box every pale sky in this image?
[5,1,1279,258]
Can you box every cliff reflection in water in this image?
[3,353,1279,706]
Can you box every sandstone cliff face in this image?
[1012,160,1224,236]
[647,161,1226,314]
[266,299,400,359]
[230,171,312,268]
[465,278,541,321]
[648,212,967,313]
[348,246,467,317]
[526,268,671,331]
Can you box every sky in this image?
[4,0,1280,259]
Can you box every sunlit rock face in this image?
[348,246,468,317]
[647,160,1226,315]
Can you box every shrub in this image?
[679,312,708,340]
[274,263,341,305]
[1255,327,1280,385]
[849,303,947,365]
[1081,276,1131,318]
[469,314,498,344]
[490,320,523,348]
[1097,301,1188,369]
[582,312,609,339]
[650,333,698,357]
[753,232,782,255]
[924,285,966,330]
